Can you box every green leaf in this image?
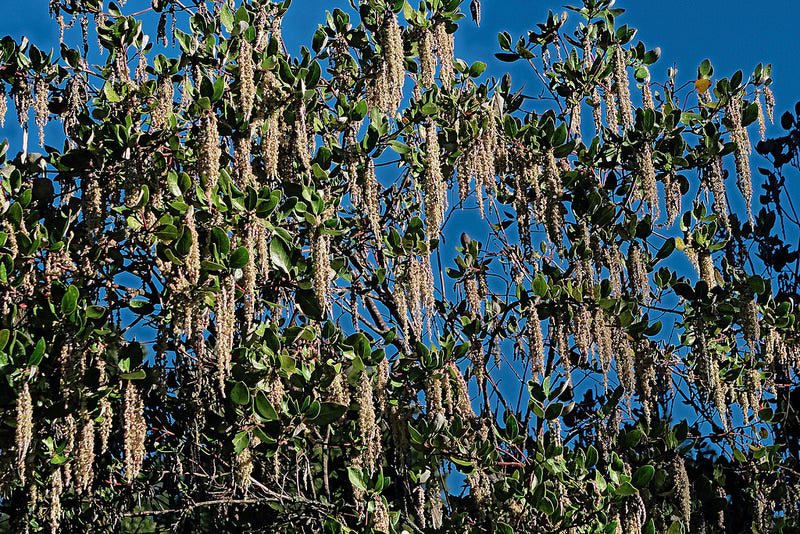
[585,445,598,467]
[233,430,250,455]
[495,52,520,62]
[61,285,79,316]
[28,338,45,367]
[200,260,226,271]
[231,382,250,405]
[309,402,347,426]
[615,481,638,497]
[667,520,684,534]
[497,32,512,51]
[229,246,249,269]
[86,305,107,319]
[220,4,235,32]
[468,61,487,77]
[0,329,9,352]
[269,238,290,274]
[296,289,323,320]
[698,58,713,79]
[656,237,675,261]
[347,467,368,491]
[154,224,179,241]
[120,370,147,380]
[421,102,438,115]
[388,140,411,154]
[129,298,154,314]
[255,391,279,421]
[103,81,120,103]
[631,465,655,487]
[6,202,21,229]
[544,402,563,420]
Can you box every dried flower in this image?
[312,215,332,314]
[151,77,174,130]
[641,80,655,111]
[184,207,200,285]
[372,12,404,114]
[699,252,716,288]
[262,109,282,179]
[627,242,650,300]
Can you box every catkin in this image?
[16,383,33,483]
[34,76,49,147]
[215,276,237,392]
[725,93,754,226]
[123,381,147,483]
[357,370,381,475]
[613,46,633,131]
[419,28,435,89]
[238,38,255,120]
[0,84,7,128]
[424,120,446,240]
[199,113,221,197]
[434,22,454,87]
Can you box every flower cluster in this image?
[16,382,33,483]
[725,93,754,225]
[423,120,446,240]
[123,381,147,483]
[238,38,255,120]
[199,113,221,196]
[418,28,436,89]
[215,276,237,391]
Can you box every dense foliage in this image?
[1,0,799,532]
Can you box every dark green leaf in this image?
[61,285,79,316]
[28,338,45,367]
[269,238,290,274]
[615,481,638,497]
[231,382,250,405]
[229,246,249,269]
[309,402,348,426]
[233,430,250,455]
[255,391,279,420]
[631,465,655,487]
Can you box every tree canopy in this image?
[1,0,799,532]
